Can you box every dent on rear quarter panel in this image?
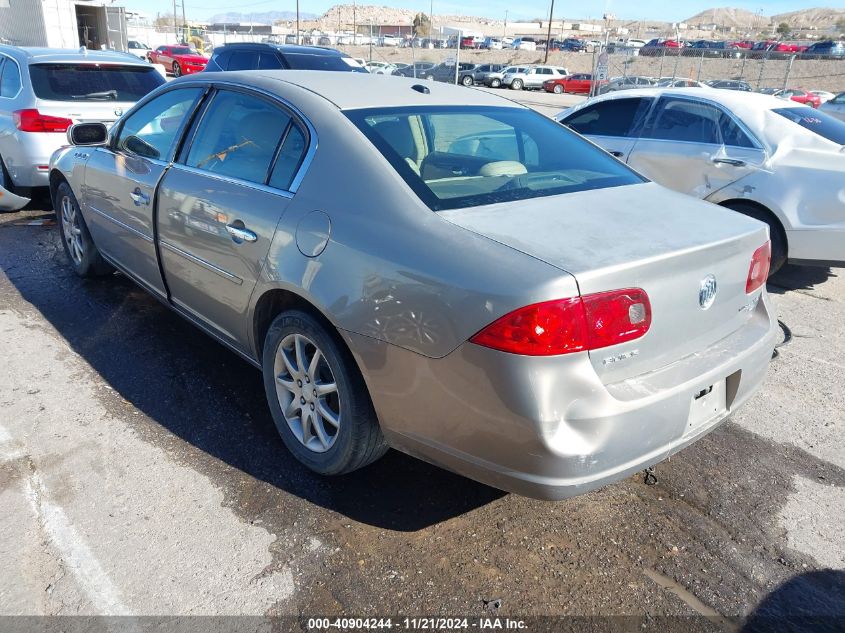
[252,85,579,360]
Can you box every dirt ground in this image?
[348,45,845,93]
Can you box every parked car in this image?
[363,61,397,75]
[558,38,587,52]
[204,43,366,73]
[378,35,401,47]
[482,38,503,50]
[460,63,505,86]
[706,79,752,92]
[391,62,437,78]
[0,45,164,207]
[503,65,569,90]
[803,40,845,59]
[148,45,207,77]
[558,88,845,272]
[819,92,845,121]
[684,40,742,58]
[774,88,822,108]
[510,37,537,51]
[598,76,655,94]
[127,40,152,60]
[656,78,707,88]
[809,90,836,104]
[49,71,776,499]
[483,66,525,88]
[543,73,601,95]
[426,62,476,84]
[640,39,683,56]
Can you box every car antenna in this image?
[411,84,430,94]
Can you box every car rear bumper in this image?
[346,292,777,500]
[1,131,61,188]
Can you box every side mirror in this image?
[68,122,108,146]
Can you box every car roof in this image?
[580,87,792,109]
[215,43,347,57]
[196,70,526,110]
[0,45,150,66]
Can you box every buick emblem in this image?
[114,108,124,117]
[699,274,717,310]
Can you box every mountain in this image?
[207,11,317,25]
[771,7,845,29]
[684,7,768,28]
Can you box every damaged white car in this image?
[557,89,845,273]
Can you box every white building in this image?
[0,0,128,50]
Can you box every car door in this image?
[627,96,767,198]
[160,47,175,71]
[82,87,206,296]
[562,97,654,161]
[156,87,310,349]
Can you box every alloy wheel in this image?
[60,195,84,265]
[274,333,341,453]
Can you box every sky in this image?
[143,0,831,25]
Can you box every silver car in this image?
[503,65,569,91]
[0,46,164,204]
[820,92,845,121]
[49,72,776,500]
[558,88,845,273]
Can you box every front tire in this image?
[54,182,114,277]
[724,201,787,275]
[173,62,182,77]
[490,78,501,88]
[461,74,474,86]
[553,84,564,94]
[262,310,388,475]
[511,79,523,90]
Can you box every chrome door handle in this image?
[129,187,150,206]
[226,224,257,243]
[712,157,746,167]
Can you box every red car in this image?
[729,40,755,49]
[147,45,208,76]
[543,73,603,95]
[776,88,822,108]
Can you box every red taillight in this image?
[13,109,73,133]
[746,241,771,294]
[470,288,651,356]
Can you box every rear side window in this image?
[268,125,307,190]
[226,50,260,71]
[644,98,755,147]
[185,90,292,185]
[28,64,164,102]
[284,53,365,72]
[0,58,21,98]
[347,106,644,211]
[773,107,845,145]
[564,98,652,138]
[259,52,283,69]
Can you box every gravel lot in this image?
[0,92,843,627]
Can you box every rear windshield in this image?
[773,107,845,145]
[284,53,366,72]
[346,106,644,211]
[29,64,165,102]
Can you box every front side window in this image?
[29,64,164,102]
[117,88,203,160]
[347,106,644,211]
[185,90,293,185]
[773,107,845,144]
[563,98,652,138]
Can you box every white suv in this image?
[503,65,569,90]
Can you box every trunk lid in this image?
[440,182,769,383]
[36,99,137,128]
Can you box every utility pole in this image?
[503,10,508,39]
[172,0,177,42]
[353,1,357,45]
[544,0,555,63]
[181,0,186,41]
[430,0,434,40]
[296,0,300,45]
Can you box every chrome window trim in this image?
[643,94,766,151]
[87,204,154,243]
[159,239,243,285]
[167,162,294,199]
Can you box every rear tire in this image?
[553,84,564,94]
[490,78,501,88]
[54,182,114,277]
[262,310,388,475]
[461,74,474,86]
[511,79,523,90]
[723,201,787,275]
